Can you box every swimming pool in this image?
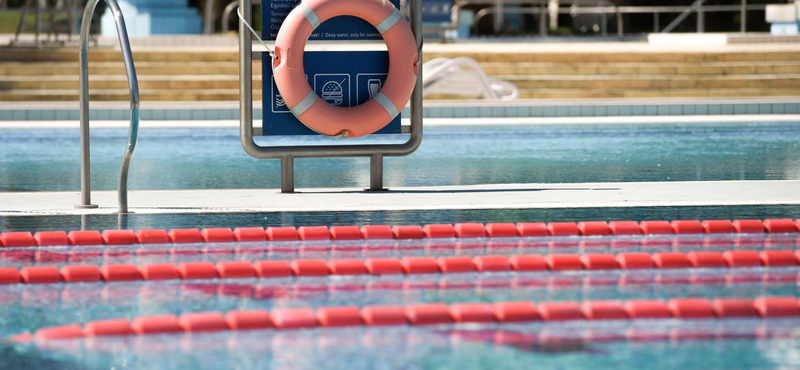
[1,121,799,192]
[1,121,799,369]
[1,226,800,370]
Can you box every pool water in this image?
[6,322,800,370]
[2,204,800,233]
[0,121,799,192]
[1,121,799,369]
[1,234,799,369]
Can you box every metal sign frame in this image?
[238,0,423,193]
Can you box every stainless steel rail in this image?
[455,0,767,36]
[204,0,216,34]
[453,0,619,36]
[222,0,261,34]
[661,0,705,33]
[77,0,140,213]
[238,0,424,193]
[471,1,623,36]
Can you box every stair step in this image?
[0,89,261,102]
[0,62,264,76]
[4,87,800,102]
[425,51,800,64]
[499,75,800,89]
[0,75,263,90]
[479,62,800,76]
[7,61,800,77]
[513,88,800,99]
[4,48,800,63]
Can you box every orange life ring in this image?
[272,0,418,138]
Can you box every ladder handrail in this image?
[421,57,522,100]
[78,0,140,214]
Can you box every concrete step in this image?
[7,60,800,77]
[0,62,265,76]
[4,48,800,64]
[0,49,241,63]
[4,46,800,101]
[0,75,264,90]
[425,51,800,64]
[511,88,800,99]
[3,74,797,91]
[502,75,800,89]
[479,62,800,76]
[4,87,800,102]
[0,89,261,102]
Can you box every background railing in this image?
[4,0,776,42]
[456,0,767,37]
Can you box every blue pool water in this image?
[1,234,799,369]
[1,121,799,369]
[3,204,800,233]
[0,121,799,192]
[5,321,800,370]
[5,322,800,370]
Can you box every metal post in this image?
[78,0,140,213]
[204,0,215,34]
[369,154,384,191]
[539,3,546,36]
[34,0,41,43]
[616,10,622,36]
[740,0,746,33]
[493,0,502,33]
[77,3,97,209]
[13,0,32,45]
[600,12,607,36]
[240,0,252,149]
[281,156,294,193]
[654,11,658,32]
[46,0,57,41]
[69,0,77,40]
[410,0,423,151]
[697,4,704,33]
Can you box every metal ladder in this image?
[422,57,519,100]
[75,0,140,214]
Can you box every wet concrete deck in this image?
[1,180,797,216]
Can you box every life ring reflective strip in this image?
[273,0,418,138]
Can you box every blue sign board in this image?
[263,51,401,136]
[263,0,402,41]
[421,0,452,24]
[262,0,405,136]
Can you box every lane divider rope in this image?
[1,268,795,306]
[3,233,795,265]
[11,296,800,342]
[195,271,800,300]
[2,249,799,286]
[1,219,798,248]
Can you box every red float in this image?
[297,226,330,240]
[577,221,610,236]
[317,306,363,327]
[484,223,518,238]
[225,310,273,330]
[232,227,266,242]
[253,260,292,278]
[329,226,363,240]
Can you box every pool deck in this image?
[1,180,797,216]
